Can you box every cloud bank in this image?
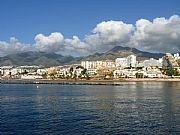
[131,15,180,52]
[0,15,180,57]
[35,32,64,52]
[85,20,134,52]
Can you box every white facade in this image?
[21,75,43,79]
[81,60,115,69]
[113,69,123,78]
[127,55,136,67]
[122,69,137,78]
[174,53,180,60]
[116,55,136,68]
[115,58,127,67]
[81,61,97,69]
[144,71,164,78]
[87,69,97,76]
[0,66,13,76]
[142,58,162,67]
[37,68,48,75]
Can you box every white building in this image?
[113,69,124,78]
[87,69,97,76]
[142,58,162,67]
[113,69,137,78]
[81,61,97,69]
[37,68,48,75]
[174,53,180,60]
[0,66,13,76]
[21,75,43,79]
[81,60,115,70]
[127,55,136,67]
[143,68,164,78]
[122,69,137,78]
[115,58,127,67]
[116,55,136,68]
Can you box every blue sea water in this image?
[0,81,180,135]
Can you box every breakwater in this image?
[0,80,125,86]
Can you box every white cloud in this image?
[63,36,89,56]
[85,20,134,52]
[132,15,180,53]
[0,37,33,57]
[35,32,64,52]
[1,15,180,57]
[65,36,88,49]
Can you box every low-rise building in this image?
[115,58,127,67]
[87,68,97,76]
[81,60,115,69]
[21,74,43,79]
[174,53,180,60]
[115,55,136,68]
[142,58,162,67]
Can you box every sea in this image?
[0,81,180,135]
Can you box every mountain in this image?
[82,46,164,61]
[0,46,165,66]
[0,51,79,67]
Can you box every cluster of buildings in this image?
[0,53,180,80]
[81,53,180,79]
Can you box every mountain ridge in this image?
[82,46,164,61]
[0,46,165,66]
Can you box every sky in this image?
[0,0,180,56]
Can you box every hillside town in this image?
[0,53,180,80]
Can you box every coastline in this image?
[1,78,180,86]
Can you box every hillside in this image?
[0,51,78,67]
[0,46,165,66]
[82,46,164,61]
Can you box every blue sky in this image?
[0,0,179,43]
[0,0,180,56]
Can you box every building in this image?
[143,67,164,78]
[142,58,162,67]
[116,55,136,68]
[115,58,127,67]
[127,55,136,67]
[0,66,13,77]
[81,61,97,69]
[162,53,179,70]
[113,69,124,78]
[81,60,115,69]
[86,68,97,76]
[174,53,180,60]
[21,74,43,79]
[37,68,48,75]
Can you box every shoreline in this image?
[1,78,180,81]
[1,78,180,85]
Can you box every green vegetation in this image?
[136,67,143,70]
[161,69,180,76]
[135,73,144,78]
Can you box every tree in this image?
[162,69,180,76]
[73,70,77,79]
[69,67,74,78]
[70,67,74,72]
[81,68,87,76]
[42,73,47,79]
[136,73,144,78]
[49,73,56,80]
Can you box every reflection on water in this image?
[0,82,180,135]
